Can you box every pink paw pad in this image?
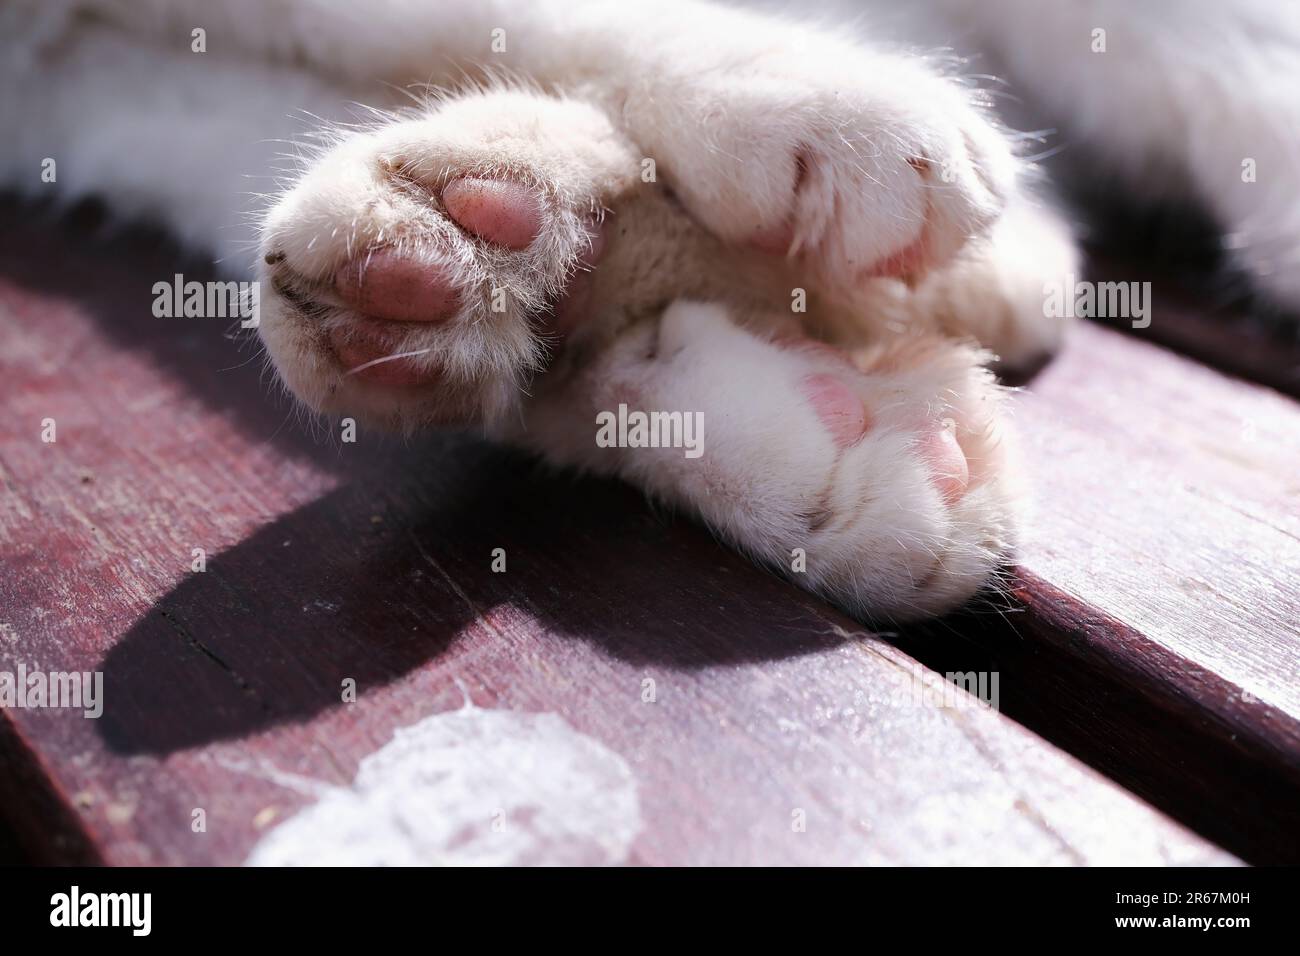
[328,321,439,387]
[334,249,462,324]
[333,177,550,325]
[919,420,970,502]
[801,373,870,449]
[749,217,796,255]
[441,176,543,250]
[326,176,599,384]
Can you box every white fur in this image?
[260,89,639,426]
[863,0,1300,308]
[518,302,1018,621]
[6,0,1283,621]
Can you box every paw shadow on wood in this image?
[0,197,345,471]
[96,437,851,756]
[0,198,860,757]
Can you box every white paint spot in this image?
[245,704,641,866]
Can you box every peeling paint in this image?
[245,703,641,866]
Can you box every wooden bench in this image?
[0,199,1295,865]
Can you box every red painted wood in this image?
[1017,320,1300,723]
[903,320,1300,862]
[1085,253,1300,398]
[0,202,1237,865]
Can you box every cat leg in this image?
[251,73,1023,620]
[0,15,360,274]
[19,0,1035,297]
[929,0,1300,313]
[514,301,1018,623]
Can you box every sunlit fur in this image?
[13,0,1284,621]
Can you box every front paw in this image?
[622,21,1015,288]
[257,91,637,431]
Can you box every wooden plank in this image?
[1019,322,1300,717]
[0,201,1233,865]
[1084,251,1300,399]
[902,321,1300,863]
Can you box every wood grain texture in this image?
[904,320,1300,862]
[1084,253,1300,399]
[0,201,1234,866]
[1019,321,1299,717]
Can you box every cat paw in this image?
[907,191,1081,374]
[620,19,1015,289]
[258,90,638,430]
[522,302,1018,622]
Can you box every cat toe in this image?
[257,90,639,430]
[441,176,544,249]
[800,373,871,449]
[333,248,462,324]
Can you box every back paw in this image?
[523,301,1019,622]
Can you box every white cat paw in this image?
[258,90,638,430]
[621,23,1016,289]
[525,301,1019,622]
